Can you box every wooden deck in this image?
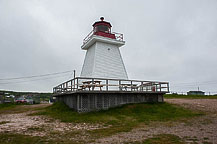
[53,77,169,94]
[53,77,169,112]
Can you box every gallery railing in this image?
[83,30,124,45]
[53,77,169,94]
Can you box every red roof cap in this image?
[92,17,112,27]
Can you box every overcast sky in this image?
[0,0,217,93]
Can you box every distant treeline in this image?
[0,90,52,101]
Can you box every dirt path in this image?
[93,99,217,144]
[166,98,217,113]
[0,104,103,139]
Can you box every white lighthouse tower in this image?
[81,17,128,79]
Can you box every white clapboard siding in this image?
[80,36,128,80]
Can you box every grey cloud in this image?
[0,0,217,93]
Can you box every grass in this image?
[0,103,35,110]
[0,103,48,114]
[203,142,212,144]
[164,94,217,99]
[27,126,45,132]
[0,132,86,144]
[34,102,203,137]
[0,133,47,144]
[36,102,202,123]
[127,134,184,144]
[0,103,17,112]
[0,133,185,144]
[0,121,10,125]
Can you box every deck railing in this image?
[83,30,124,45]
[53,77,169,94]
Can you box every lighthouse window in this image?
[96,25,110,33]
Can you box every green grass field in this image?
[126,134,184,144]
[164,94,217,99]
[0,103,17,111]
[0,133,185,144]
[0,103,46,115]
[34,102,203,138]
[0,133,46,144]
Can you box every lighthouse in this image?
[53,17,169,112]
[80,17,128,80]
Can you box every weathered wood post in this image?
[106,79,108,91]
[76,78,79,90]
[70,80,73,91]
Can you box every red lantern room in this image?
[92,17,116,39]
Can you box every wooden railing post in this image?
[106,79,108,91]
[92,78,94,91]
[159,83,161,92]
[77,78,78,90]
[74,78,75,89]
[66,82,68,92]
[167,83,169,92]
[70,80,73,91]
[60,85,63,93]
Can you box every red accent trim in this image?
[94,31,116,39]
[83,30,123,44]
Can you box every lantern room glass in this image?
[94,25,111,33]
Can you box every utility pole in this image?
[73,70,76,79]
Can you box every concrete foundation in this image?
[54,91,164,112]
